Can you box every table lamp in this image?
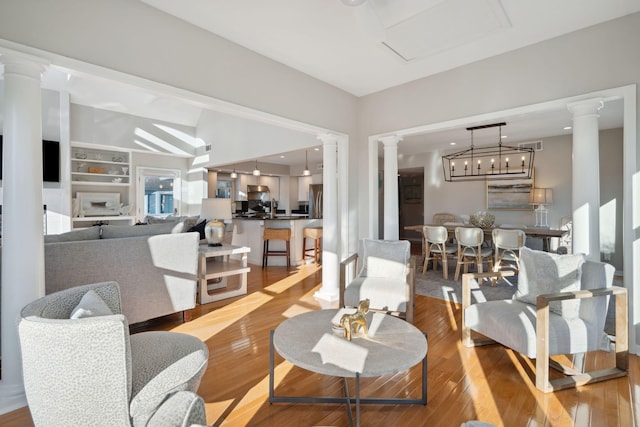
[201,198,232,246]
[529,188,553,228]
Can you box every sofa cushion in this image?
[188,220,207,240]
[516,247,585,320]
[70,290,114,319]
[101,222,181,239]
[44,226,101,243]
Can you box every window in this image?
[136,168,181,218]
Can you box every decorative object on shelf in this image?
[302,150,311,176]
[74,152,87,159]
[88,166,106,174]
[72,198,80,217]
[530,188,553,228]
[77,192,120,217]
[442,122,535,182]
[200,198,232,246]
[76,162,86,172]
[252,160,261,177]
[121,166,128,176]
[112,156,124,162]
[111,177,123,183]
[94,153,102,160]
[469,211,495,228]
[339,299,369,341]
[118,204,132,216]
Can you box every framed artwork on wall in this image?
[486,173,534,210]
[77,192,120,217]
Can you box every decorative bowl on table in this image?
[469,211,495,228]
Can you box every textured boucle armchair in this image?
[18,281,209,427]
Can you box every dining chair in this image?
[422,225,457,279]
[433,212,456,225]
[454,227,494,280]
[492,228,526,274]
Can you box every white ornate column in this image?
[380,135,402,240]
[314,133,339,302]
[567,98,603,261]
[0,53,48,414]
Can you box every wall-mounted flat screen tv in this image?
[0,135,61,183]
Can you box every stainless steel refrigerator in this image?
[309,184,323,218]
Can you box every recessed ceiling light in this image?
[449,142,456,146]
[314,147,320,151]
[279,155,285,158]
[501,135,507,139]
[564,126,572,130]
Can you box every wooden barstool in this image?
[262,228,291,269]
[302,226,323,264]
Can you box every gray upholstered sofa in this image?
[44,222,200,324]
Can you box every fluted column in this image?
[567,98,603,261]
[380,135,402,240]
[0,53,48,414]
[314,133,339,302]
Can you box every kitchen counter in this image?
[230,217,322,266]
[233,215,311,220]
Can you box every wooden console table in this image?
[198,244,250,304]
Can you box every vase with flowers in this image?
[469,211,495,229]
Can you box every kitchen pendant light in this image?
[302,150,311,176]
[230,168,238,179]
[252,160,261,176]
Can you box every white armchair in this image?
[462,247,627,392]
[340,239,415,323]
[18,281,209,427]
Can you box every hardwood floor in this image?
[3,262,639,426]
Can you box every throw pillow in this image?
[188,219,207,240]
[516,247,585,320]
[360,239,409,280]
[70,290,114,319]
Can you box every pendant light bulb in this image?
[252,160,261,176]
[230,168,237,179]
[303,150,311,176]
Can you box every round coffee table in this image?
[269,309,427,426]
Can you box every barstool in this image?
[302,226,323,264]
[262,228,291,269]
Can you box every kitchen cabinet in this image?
[259,175,280,200]
[297,176,312,202]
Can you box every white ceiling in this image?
[24,0,636,169]
[140,0,640,97]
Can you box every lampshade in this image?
[529,188,553,205]
[253,160,261,176]
[200,198,232,246]
[230,168,238,179]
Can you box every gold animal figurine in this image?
[340,299,370,341]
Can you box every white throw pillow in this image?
[70,290,114,319]
[360,239,409,280]
[516,247,585,320]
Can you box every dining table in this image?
[404,223,568,253]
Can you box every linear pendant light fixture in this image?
[302,150,311,176]
[442,122,535,182]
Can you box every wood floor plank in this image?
[1,261,638,426]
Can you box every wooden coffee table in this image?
[269,309,427,427]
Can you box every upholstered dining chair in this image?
[423,225,457,279]
[340,239,416,323]
[454,227,494,280]
[18,281,209,427]
[492,227,526,274]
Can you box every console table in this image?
[269,309,427,426]
[198,244,250,304]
